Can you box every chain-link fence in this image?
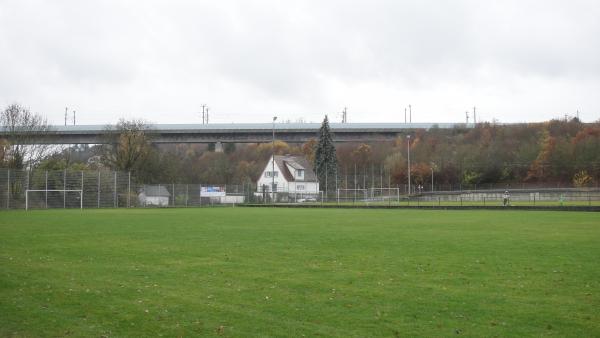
[316,188,600,207]
[2,168,600,210]
[0,169,261,210]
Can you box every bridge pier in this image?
[215,141,223,152]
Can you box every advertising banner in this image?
[201,186,226,197]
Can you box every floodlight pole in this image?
[407,135,411,196]
[272,116,277,202]
[431,165,434,192]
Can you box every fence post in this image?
[97,171,101,208]
[45,170,48,208]
[63,169,66,209]
[113,172,117,208]
[81,171,84,208]
[186,184,189,207]
[172,183,175,206]
[6,169,9,209]
[128,171,131,208]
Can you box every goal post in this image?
[26,189,83,210]
[369,188,400,203]
[336,188,368,204]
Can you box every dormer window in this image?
[297,169,304,178]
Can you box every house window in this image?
[265,171,278,178]
[297,170,304,178]
[297,185,305,190]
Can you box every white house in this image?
[256,155,319,197]
[138,185,171,206]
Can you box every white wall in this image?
[256,156,319,193]
[256,156,290,192]
[220,195,245,204]
[289,181,319,194]
[140,195,169,206]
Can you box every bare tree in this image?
[0,103,51,169]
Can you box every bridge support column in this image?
[215,141,224,152]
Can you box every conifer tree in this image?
[314,115,338,193]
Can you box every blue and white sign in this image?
[201,186,226,197]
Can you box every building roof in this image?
[286,160,304,170]
[273,155,317,182]
[141,185,171,197]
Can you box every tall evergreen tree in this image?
[314,115,338,193]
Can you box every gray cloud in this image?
[0,0,598,124]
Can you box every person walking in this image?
[503,190,510,206]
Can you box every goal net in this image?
[26,189,83,210]
[337,189,368,204]
[369,188,400,203]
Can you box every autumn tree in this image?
[383,152,406,185]
[99,119,155,174]
[302,138,318,163]
[351,143,372,168]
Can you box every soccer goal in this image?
[25,189,83,210]
[369,188,400,203]
[337,188,368,204]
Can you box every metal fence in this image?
[1,168,599,210]
[320,188,600,207]
[0,169,259,210]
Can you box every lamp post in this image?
[272,116,277,202]
[430,162,435,192]
[407,135,411,195]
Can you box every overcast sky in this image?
[1,0,599,125]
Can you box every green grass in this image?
[1,208,599,337]
[303,199,600,207]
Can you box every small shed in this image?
[138,185,171,206]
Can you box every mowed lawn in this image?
[1,208,599,337]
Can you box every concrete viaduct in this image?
[0,122,470,145]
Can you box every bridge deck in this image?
[1,122,472,144]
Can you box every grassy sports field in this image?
[1,208,599,337]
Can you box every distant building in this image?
[138,185,171,206]
[256,155,319,198]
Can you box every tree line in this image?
[2,103,600,188]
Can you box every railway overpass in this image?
[0,122,471,145]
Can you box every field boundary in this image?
[243,204,600,212]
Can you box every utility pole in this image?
[409,105,412,123]
[272,116,277,202]
[73,110,76,125]
[206,107,209,124]
[201,104,208,124]
[473,106,477,124]
[64,107,68,126]
[404,107,407,123]
[342,107,347,123]
[466,111,469,124]
[407,135,411,196]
